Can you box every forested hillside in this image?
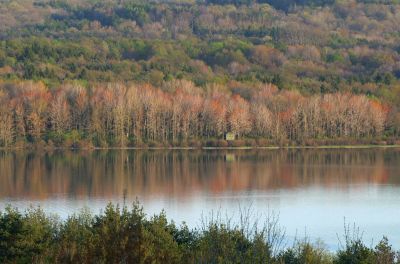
[0,0,399,147]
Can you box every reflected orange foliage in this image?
[0,149,398,200]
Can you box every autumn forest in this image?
[0,0,400,147]
[0,81,391,147]
[3,1,400,263]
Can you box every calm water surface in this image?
[1,148,400,249]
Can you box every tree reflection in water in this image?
[0,148,399,200]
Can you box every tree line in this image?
[0,81,392,148]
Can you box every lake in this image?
[0,148,400,250]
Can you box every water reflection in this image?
[0,148,398,200]
[1,148,400,249]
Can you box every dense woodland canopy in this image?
[0,0,400,147]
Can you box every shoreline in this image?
[1,144,400,151]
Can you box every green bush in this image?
[279,240,333,264]
[0,207,57,263]
[1,204,399,264]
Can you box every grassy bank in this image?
[1,137,400,151]
[0,203,398,264]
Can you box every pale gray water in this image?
[0,148,400,249]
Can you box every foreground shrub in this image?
[54,209,95,263]
[0,203,400,264]
[0,207,57,263]
[333,224,398,264]
[279,240,333,264]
